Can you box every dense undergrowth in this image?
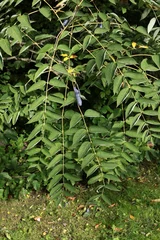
[0,0,160,205]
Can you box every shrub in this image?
[0,0,160,204]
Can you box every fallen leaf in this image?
[95,223,101,229]
[66,196,76,201]
[42,232,47,236]
[151,199,160,203]
[129,215,135,220]
[77,205,85,210]
[109,203,116,208]
[34,216,41,222]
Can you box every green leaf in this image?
[93,139,115,147]
[84,109,103,118]
[0,39,12,56]
[27,148,41,156]
[27,136,42,150]
[143,110,158,116]
[87,165,99,177]
[48,129,61,141]
[48,154,63,169]
[89,125,108,134]
[73,129,86,145]
[48,164,63,179]
[101,162,118,171]
[97,151,119,159]
[104,174,121,182]
[27,124,42,141]
[121,152,134,163]
[101,194,111,205]
[125,101,137,118]
[48,95,64,104]
[46,110,61,120]
[64,173,81,183]
[88,174,103,184]
[49,142,62,156]
[81,153,95,169]
[125,130,142,138]
[70,112,82,128]
[18,14,33,30]
[158,106,160,121]
[48,174,62,190]
[27,111,43,124]
[78,141,91,159]
[152,55,160,68]
[39,6,51,20]
[27,81,46,93]
[41,148,51,158]
[117,57,137,66]
[83,35,92,51]
[34,64,48,81]
[99,12,107,21]
[105,184,120,191]
[52,64,68,75]
[147,17,156,34]
[129,113,141,129]
[124,142,140,153]
[64,183,78,193]
[141,59,159,71]
[113,75,123,95]
[49,183,63,197]
[29,96,46,110]
[117,88,130,106]
[101,62,117,86]
[150,127,160,133]
[94,28,107,34]
[49,78,66,88]
[95,49,106,70]
[7,26,22,42]
[32,0,41,6]
[57,44,70,52]
[12,111,20,125]
[0,51,3,70]
[0,172,12,180]
[136,26,149,36]
[27,157,39,162]
[86,59,96,75]
[38,44,53,53]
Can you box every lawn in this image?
[0,162,160,240]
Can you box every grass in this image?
[0,162,160,240]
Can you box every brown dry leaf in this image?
[66,196,76,201]
[129,215,135,220]
[114,227,123,232]
[109,203,116,208]
[34,216,41,222]
[77,205,85,210]
[151,199,160,203]
[95,223,101,229]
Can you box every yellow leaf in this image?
[67,68,76,76]
[70,55,77,59]
[63,57,70,61]
[132,42,137,49]
[129,214,135,220]
[138,45,148,49]
[61,53,68,57]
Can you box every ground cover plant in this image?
[0,0,160,205]
[0,163,160,240]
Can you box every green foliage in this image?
[0,0,160,204]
